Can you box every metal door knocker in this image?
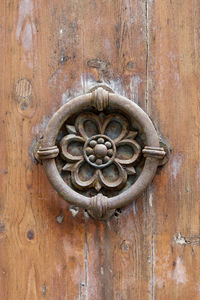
[35,85,169,219]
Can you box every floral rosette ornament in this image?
[60,112,141,192]
[36,86,168,220]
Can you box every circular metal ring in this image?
[38,87,165,218]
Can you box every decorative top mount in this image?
[36,85,168,219]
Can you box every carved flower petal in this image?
[66,125,77,134]
[98,161,127,190]
[115,139,141,165]
[126,130,138,139]
[62,163,75,171]
[72,160,97,190]
[101,114,129,143]
[126,166,136,175]
[60,134,85,161]
[75,112,101,139]
[93,179,102,192]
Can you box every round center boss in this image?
[83,134,116,168]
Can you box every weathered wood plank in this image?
[0,0,150,299]
[148,0,200,298]
[0,1,87,299]
[3,0,200,299]
[82,1,151,299]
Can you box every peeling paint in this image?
[100,266,104,275]
[133,200,137,215]
[16,0,34,40]
[16,0,37,68]
[56,264,62,276]
[174,232,200,246]
[32,115,50,137]
[197,166,200,181]
[69,206,79,218]
[154,276,165,288]
[104,38,112,58]
[158,49,181,90]
[173,257,187,284]
[149,191,153,207]
[172,153,183,180]
[109,79,126,97]
[61,88,82,105]
[130,75,142,103]
[174,233,187,245]
[22,22,34,52]
[56,214,64,224]
[174,72,180,89]
[80,73,98,93]
[197,283,200,295]
[59,74,133,107]
[49,69,62,88]
[41,284,46,295]
[153,253,172,289]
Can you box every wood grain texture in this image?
[148,0,200,299]
[0,0,150,299]
[0,0,199,299]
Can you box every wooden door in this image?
[1,0,200,299]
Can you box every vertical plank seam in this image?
[145,1,155,299]
[151,209,155,300]
[145,0,149,113]
[82,20,89,297]
[84,214,89,300]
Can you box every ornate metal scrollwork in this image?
[36,85,168,219]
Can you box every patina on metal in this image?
[36,86,168,219]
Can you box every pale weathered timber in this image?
[2,0,199,299]
[148,0,200,299]
[0,0,150,299]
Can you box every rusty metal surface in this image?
[36,86,167,219]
